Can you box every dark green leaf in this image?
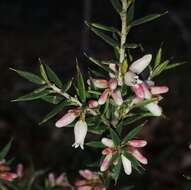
[86,22,119,48]
[124,43,139,49]
[122,123,146,144]
[10,68,44,85]
[62,79,73,92]
[110,128,121,146]
[39,64,49,82]
[44,64,63,88]
[112,157,122,184]
[0,139,13,160]
[89,22,119,34]
[41,95,64,104]
[0,179,20,190]
[130,11,168,28]
[154,47,162,68]
[76,64,86,102]
[12,87,49,102]
[110,0,122,14]
[165,62,186,70]
[86,141,105,148]
[39,100,75,125]
[127,2,135,23]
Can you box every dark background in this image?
[0,0,190,189]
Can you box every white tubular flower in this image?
[101,138,114,148]
[145,102,162,116]
[55,110,78,128]
[72,120,88,150]
[121,155,132,175]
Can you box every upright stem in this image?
[118,0,131,85]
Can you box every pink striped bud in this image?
[101,138,114,148]
[98,90,109,105]
[132,84,145,99]
[55,110,78,128]
[108,79,117,90]
[121,155,132,175]
[88,100,98,109]
[111,90,123,106]
[79,170,93,180]
[128,140,147,148]
[92,79,108,89]
[129,149,148,165]
[72,120,88,150]
[150,86,169,95]
[100,153,112,172]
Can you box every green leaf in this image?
[130,11,168,28]
[154,47,162,68]
[127,2,135,23]
[44,64,63,88]
[12,87,49,102]
[124,43,140,49]
[10,68,44,85]
[0,179,20,190]
[110,128,121,146]
[151,60,170,78]
[112,156,122,184]
[89,22,119,34]
[86,141,105,148]
[62,79,73,92]
[39,64,49,82]
[41,95,64,104]
[110,0,122,14]
[122,123,146,144]
[86,22,119,48]
[165,62,186,70]
[85,53,116,74]
[0,139,13,160]
[76,64,86,102]
[39,100,75,125]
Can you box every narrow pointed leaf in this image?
[10,68,44,85]
[86,141,105,148]
[165,62,186,70]
[110,128,121,146]
[86,22,119,48]
[76,64,86,102]
[0,139,13,160]
[62,79,73,92]
[41,95,64,104]
[40,64,49,82]
[110,0,122,14]
[39,100,75,125]
[112,157,122,184]
[154,47,162,68]
[13,87,49,102]
[127,2,135,23]
[44,64,63,88]
[130,11,168,28]
[122,123,146,144]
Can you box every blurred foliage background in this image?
[0,0,190,189]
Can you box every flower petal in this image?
[98,89,109,105]
[55,111,77,128]
[72,120,88,150]
[100,154,112,172]
[111,90,123,106]
[124,71,137,87]
[108,79,118,90]
[121,155,132,175]
[150,86,169,95]
[132,84,145,99]
[145,102,162,116]
[128,140,147,148]
[101,138,114,148]
[88,100,99,108]
[130,54,152,74]
[79,170,93,180]
[129,149,148,165]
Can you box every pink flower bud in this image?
[79,170,93,180]
[72,120,88,150]
[16,164,23,178]
[150,86,169,95]
[108,79,117,90]
[121,155,132,175]
[100,153,112,172]
[0,172,18,181]
[55,110,78,128]
[92,79,108,89]
[132,84,145,99]
[98,90,109,105]
[101,138,114,148]
[129,149,148,165]
[111,90,123,106]
[88,100,98,109]
[128,140,147,148]
[129,54,152,74]
[102,148,113,155]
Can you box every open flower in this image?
[72,120,88,150]
[100,138,147,175]
[90,79,123,106]
[75,169,106,190]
